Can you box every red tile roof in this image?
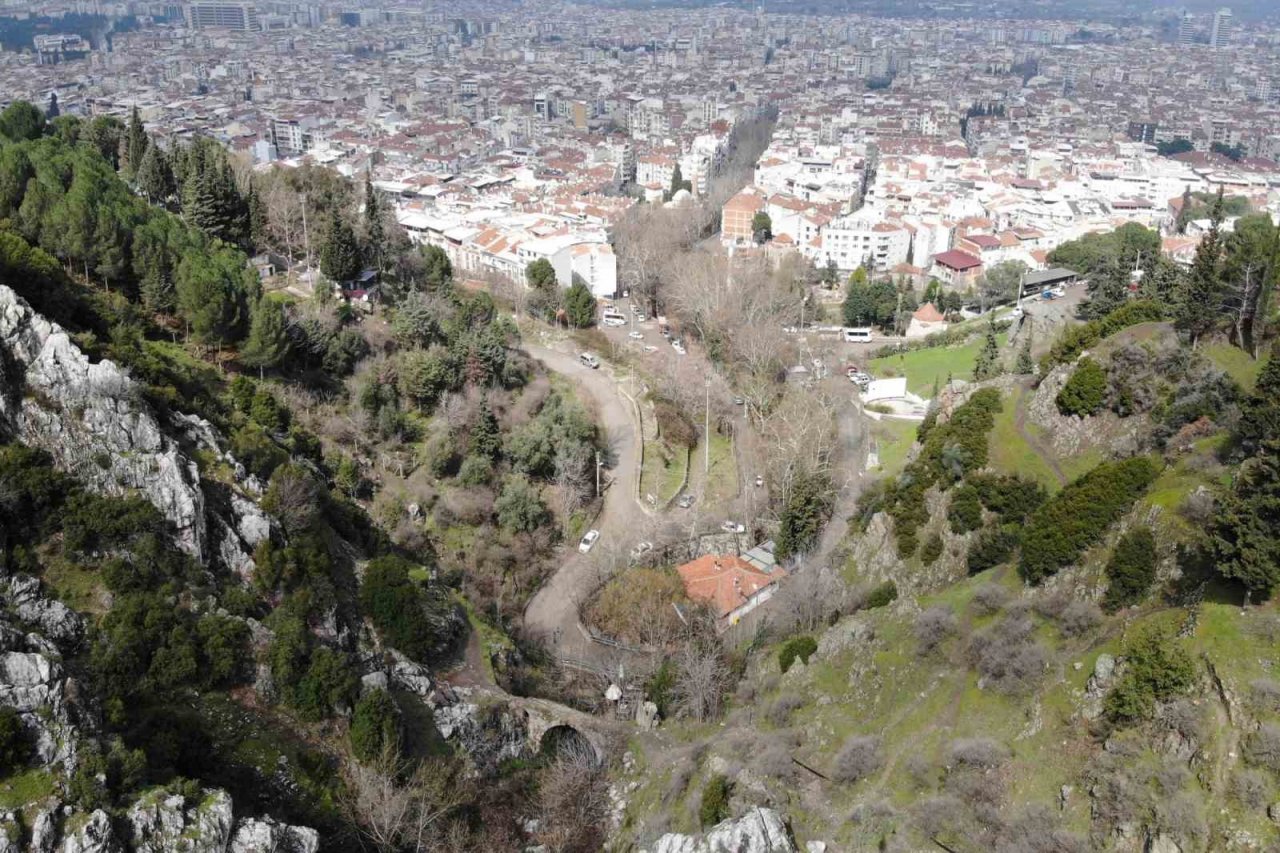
[676,555,780,619]
[932,249,982,271]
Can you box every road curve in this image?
[521,343,643,667]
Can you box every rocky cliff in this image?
[0,285,270,578]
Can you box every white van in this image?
[579,352,600,369]
[602,311,627,327]
[843,327,874,343]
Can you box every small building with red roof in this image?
[676,552,785,628]
[930,249,983,289]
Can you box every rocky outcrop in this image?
[648,808,796,853]
[228,817,319,853]
[126,786,317,853]
[0,286,270,577]
[0,285,207,560]
[60,810,118,853]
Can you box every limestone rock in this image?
[4,576,83,646]
[1082,654,1118,721]
[649,807,796,853]
[128,788,235,852]
[59,809,119,853]
[635,700,659,731]
[229,817,320,853]
[1145,833,1182,853]
[31,808,57,853]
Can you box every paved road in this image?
[521,342,645,668]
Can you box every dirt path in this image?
[1012,380,1067,488]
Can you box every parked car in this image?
[720,521,746,534]
[672,343,686,356]
[629,541,654,562]
[578,529,600,553]
[677,494,695,509]
[629,330,644,340]
[579,353,600,369]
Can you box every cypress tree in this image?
[1015,324,1035,375]
[364,172,385,273]
[135,140,174,205]
[973,317,1003,381]
[320,214,362,284]
[472,398,501,461]
[1176,189,1225,349]
[125,106,147,178]
[45,92,59,120]
[247,178,267,250]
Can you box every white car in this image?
[672,342,687,355]
[629,331,644,340]
[720,521,746,534]
[578,529,601,553]
[579,353,600,369]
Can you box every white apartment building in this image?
[820,211,911,272]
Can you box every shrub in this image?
[456,454,493,486]
[1245,723,1280,772]
[914,606,958,655]
[588,568,688,647]
[1018,457,1159,584]
[645,659,678,719]
[947,737,1010,769]
[865,581,898,609]
[350,689,401,762]
[766,695,804,728]
[1104,626,1195,725]
[1056,600,1102,637]
[970,583,1010,616]
[359,555,465,665]
[776,471,835,560]
[699,774,732,827]
[0,707,29,775]
[947,484,983,534]
[832,735,883,783]
[921,532,945,565]
[967,614,1046,694]
[778,636,818,673]
[1103,527,1158,611]
[967,526,1019,574]
[969,473,1047,523]
[1231,769,1273,811]
[1043,300,1165,368]
[1056,357,1107,417]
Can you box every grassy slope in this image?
[869,419,918,478]
[870,333,1009,397]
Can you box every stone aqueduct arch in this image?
[513,695,614,765]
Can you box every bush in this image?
[1103,527,1158,611]
[967,527,1019,574]
[1104,625,1195,725]
[1056,600,1102,637]
[914,606,958,655]
[1232,769,1273,811]
[1043,300,1165,368]
[1245,723,1280,772]
[456,454,493,486]
[832,735,883,783]
[1056,357,1107,417]
[865,581,898,609]
[778,636,818,673]
[776,471,835,560]
[921,532,945,566]
[970,583,1010,616]
[969,473,1047,523]
[350,689,401,762]
[0,707,29,775]
[967,613,1046,694]
[947,737,1010,769]
[699,774,732,827]
[766,695,804,728]
[645,659,677,719]
[1018,458,1159,584]
[947,484,983,534]
[359,555,465,665]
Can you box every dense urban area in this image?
[0,0,1279,851]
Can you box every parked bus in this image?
[843,327,873,343]
[602,310,627,327]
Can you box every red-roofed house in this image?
[931,249,983,289]
[676,554,784,628]
[906,302,950,339]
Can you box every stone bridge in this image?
[512,693,624,764]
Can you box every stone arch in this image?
[538,724,599,765]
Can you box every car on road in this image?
[579,353,600,369]
[629,330,644,340]
[848,371,871,386]
[677,494,695,509]
[578,529,600,553]
[643,345,658,353]
[720,521,746,534]
[629,541,654,563]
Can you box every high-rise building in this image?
[1178,13,1195,46]
[1211,8,1232,49]
[185,3,260,31]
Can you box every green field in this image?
[987,385,1063,491]
[1204,342,1264,392]
[870,333,1009,397]
[698,433,739,504]
[641,440,689,506]
[869,418,918,478]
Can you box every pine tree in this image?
[973,317,1003,381]
[1176,189,1225,349]
[472,398,501,461]
[1175,186,1193,235]
[564,277,596,327]
[246,178,266,251]
[1015,321,1034,374]
[364,172,385,273]
[135,140,174,205]
[320,214,362,284]
[125,107,147,178]
[240,297,291,377]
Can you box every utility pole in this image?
[704,378,711,475]
[596,451,601,497]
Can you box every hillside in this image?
[607,315,1280,853]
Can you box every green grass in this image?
[42,558,105,614]
[457,594,515,683]
[870,419,917,478]
[1204,342,1264,392]
[699,433,739,504]
[987,386,1063,491]
[0,768,55,810]
[641,440,688,505]
[870,333,1008,397]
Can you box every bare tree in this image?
[773,564,851,633]
[342,747,469,852]
[534,738,612,852]
[674,642,729,722]
[553,441,593,528]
